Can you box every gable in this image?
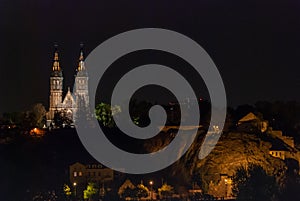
[239,112,259,123]
[63,91,75,106]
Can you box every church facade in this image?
[46,44,89,126]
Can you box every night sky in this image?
[1,0,300,113]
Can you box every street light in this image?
[73,182,77,199]
[149,181,153,201]
[224,179,228,199]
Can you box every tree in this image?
[122,187,136,200]
[95,102,121,128]
[53,110,73,128]
[118,179,136,200]
[135,184,149,200]
[128,99,152,127]
[278,171,300,201]
[75,95,91,126]
[63,184,72,200]
[32,190,58,201]
[84,182,98,201]
[234,104,255,122]
[158,183,174,200]
[31,103,47,127]
[1,112,23,126]
[22,103,46,129]
[232,164,278,201]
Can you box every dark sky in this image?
[0,0,300,113]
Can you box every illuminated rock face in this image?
[47,44,89,125]
[168,131,293,195]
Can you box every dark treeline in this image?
[0,100,300,200]
[1,100,300,142]
[228,101,300,142]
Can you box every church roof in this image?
[238,112,259,123]
[62,87,75,106]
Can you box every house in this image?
[269,148,287,160]
[268,129,295,148]
[268,130,300,174]
[237,112,268,133]
[69,162,114,186]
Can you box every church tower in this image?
[47,43,90,126]
[49,45,63,120]
[74,43,89,109]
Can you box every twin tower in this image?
[46,44,89,125]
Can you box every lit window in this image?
[74,172,77,177]
[79,172,82,176]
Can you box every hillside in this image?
[171,130,297,193]
[1,127,299,200]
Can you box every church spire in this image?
[77,43,86,71]
[52,44,61,72]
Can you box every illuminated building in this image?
[69,162,114,185]
[46,44,89,125]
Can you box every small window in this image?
[73,172,77,177]
[79,172,82,176]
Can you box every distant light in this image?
[73,182,77,186]
[149,181,153,185]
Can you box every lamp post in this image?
[73,182,77,200]
[149,181,153,201]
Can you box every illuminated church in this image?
[46,44,89,125]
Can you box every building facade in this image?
[46,44,89,125]
[69,162,114,185]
